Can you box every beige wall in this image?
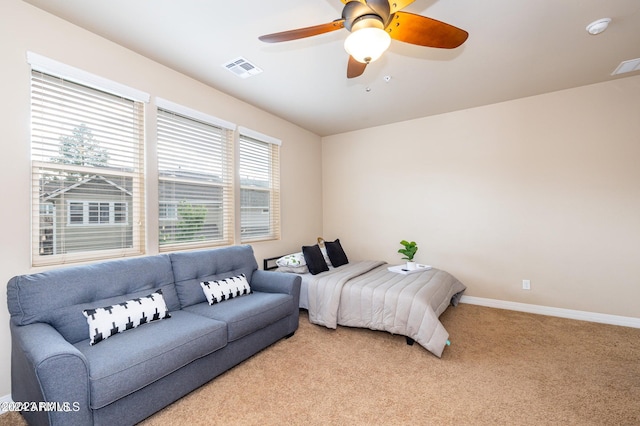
[323,75,640,319]
[2,0,639,403]
[0,1,322,396]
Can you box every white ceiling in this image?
[22,0,640,137]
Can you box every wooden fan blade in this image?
[259,20,345,43]
[386,11,468,48]
[347,55,367,78]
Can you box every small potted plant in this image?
[398,240,418,270]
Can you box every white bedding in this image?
[297,265,337,310]
[287,261,466,357]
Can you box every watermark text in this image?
[1,401,80,412]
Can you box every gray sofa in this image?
[7,245,301,426]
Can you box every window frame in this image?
[27,54,286,266]
[29,53,148,266]
[238,127,281,243]
[156,98,236,252]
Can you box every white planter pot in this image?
[406,261,417,270]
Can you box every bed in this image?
[265,240,466,358]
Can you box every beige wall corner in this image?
[322,75,640,319]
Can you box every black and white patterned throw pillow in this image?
[83,289,171,345]
[200,274,252,305]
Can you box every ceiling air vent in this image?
[611,58,640,76]
[223,57,263,79]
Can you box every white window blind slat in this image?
[27,51,150,103]
[239,133,281,242]
[237,126,281,146]
[31,70,145,266]
[156,98,235,130]
[157,107,235,251]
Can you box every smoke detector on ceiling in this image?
[586,18,611,35]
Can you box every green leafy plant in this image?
[176,201,207,242]
[398,240,418,262]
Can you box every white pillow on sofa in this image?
[200,274,252,305]
[83,290,171,345]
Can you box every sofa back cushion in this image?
[170,245,258,308]
[7,255,179,344]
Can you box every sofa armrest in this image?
[11,321,92,426]
[251,270,300,302]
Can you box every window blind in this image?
[238,131,281,242]
[157,107,235,251]
[31,70,145,266]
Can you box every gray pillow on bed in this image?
[325,239,349,267]
[302,244,329,275]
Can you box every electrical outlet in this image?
[522,279,531,290]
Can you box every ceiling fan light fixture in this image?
[259,1,469,78]
[344,20,391,64]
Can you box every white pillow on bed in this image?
[278,265,309,273]
[276,252,306,267]
[276,253,309,274]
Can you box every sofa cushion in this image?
[74,310,227,409]
[184,291,294,342]
[83,290,171,345]
[170,245,258,308]
[7,254,179,344]
[201,274,252,305]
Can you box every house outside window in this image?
[29,53,147,266]
[39,203,55,256]
[238,128,281,242]
[156,99,235,250]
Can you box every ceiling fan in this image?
[258,0,469,78]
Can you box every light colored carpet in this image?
[2,304,639,425]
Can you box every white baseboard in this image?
[0,394,14,415]
[460,296,640,328]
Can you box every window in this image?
[29,53,147,266]
[114,202,127,223]
[157,99,235,250]
[66,201,129,225]
[159,202,178,221]
[238,128,281,242]
[89,202,109,224]
[28,55,283,264]
[69,202,84,225]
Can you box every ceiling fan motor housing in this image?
[342,0,391,31]
[259,0,469,78]
[350,15,385,32]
